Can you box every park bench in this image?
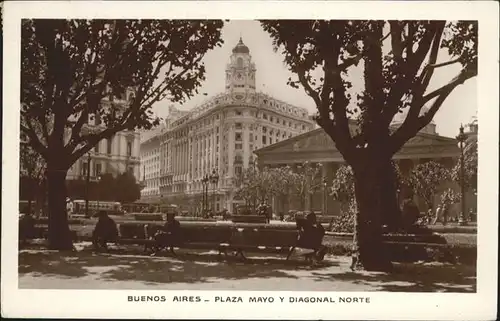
[143,224,233,257]
[116,223,233,257]
[227,227,326,262]
[231,215,267,224]
[133,213,164,221]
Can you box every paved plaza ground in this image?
[18,244,476,292]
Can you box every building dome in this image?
[232,37,250,54]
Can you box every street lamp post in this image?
[322,177,328,215]
[210,169,219,213]
[96,175,102,211]
[84,152,91,218]
[201,174,209,214]
[456,124,468,226]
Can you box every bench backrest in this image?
[231,215,267,224]
[134,214,164,221]
[119,223,147,239]
[231,228,299,247]
[182,226,233,243]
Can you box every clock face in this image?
[235,72,244,82]
[232,93,245,101]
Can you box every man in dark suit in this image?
[92,211,119,251]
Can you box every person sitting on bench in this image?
[152,212,182,256]
[92,211,119,252]
[294,212,327,262]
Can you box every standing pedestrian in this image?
[442,203,449,226]
[432,204,443,225]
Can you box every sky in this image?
[152,20,477,138]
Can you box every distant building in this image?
[66,90,141,182]
[139,38,315,211]
[254,119,478,218]
[139,125,165,200]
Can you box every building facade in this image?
[139,126,164,200]
[254,120,478,218]
[66,91,141,182]
[140,38,316,211]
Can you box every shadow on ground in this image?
[311,263,476,292]
[18,245,338,286]
[18,243,476,292]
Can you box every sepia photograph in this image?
[2,1,498,320]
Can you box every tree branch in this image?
[20,123,48,159]
[421,69,476,105]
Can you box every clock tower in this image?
[225,37,256,101]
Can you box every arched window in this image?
[237,57,244,68]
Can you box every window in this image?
[235,143,242,150]
[262,136,267,144]
[235,133,242,141]
[235,123,242,129]
[262,127,267,133]
[236,110,242,116]
[95,163,102,176]
[107,138,112,154]
[263,114,268,120]
[237,57,243,68]
[235,166,242,176]
[81,162,88,176]
[127,141,133,156]
[94,142,100,153]
[270,116,274,122]
[269,138,273,144]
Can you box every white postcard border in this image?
[2,1,498,320]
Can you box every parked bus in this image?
[72,200,122,216]
[122,202,151,213]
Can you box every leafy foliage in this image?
[451,132,477,193]
[261,20,477,270]
[408,160,450,209]
[287,162,323,207]
[235,162,323,210]
[330,165,356,213]
[115,172,142,203]
[21,19,224,165]
[440,187,461,206]
[65,172,140,203]
[20,19,224,248]
[261,20,477,161]
[20,142,46,184]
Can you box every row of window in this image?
[94,138,134,157]
[80,161,135,177]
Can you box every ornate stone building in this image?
[254,119,478,218]
[140,38,316,211]
[66,91,141,182]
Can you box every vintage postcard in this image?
[1,1,498,320]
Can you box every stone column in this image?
[228,124,235,179]
[304,163,311,212]
[242,123,250,169]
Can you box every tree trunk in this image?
[380,162,402,231]
[47,163,74,250]
[351,158,395,272]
